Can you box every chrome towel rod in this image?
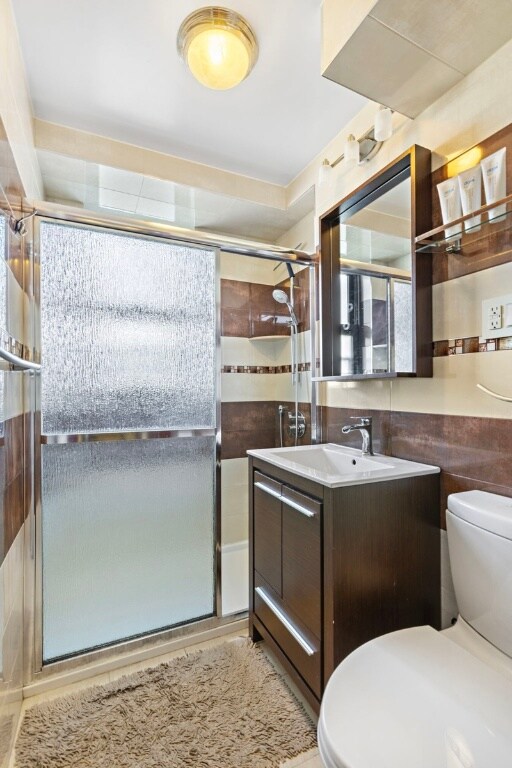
[0,346,41,372]
[477,383,512,403]
[33,202,315,265]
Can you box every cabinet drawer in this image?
[254,574,321,698]
[253,472,282,595]
[282,486,322,638]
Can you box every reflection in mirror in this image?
[338,175,413,375]
[320,145,432,380]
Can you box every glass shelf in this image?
[415,194,512,254]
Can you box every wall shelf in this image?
[415,194,512,254]
[249,334,289,341]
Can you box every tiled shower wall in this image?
[220,253,312,548]
[0,119,32,763]
[317,40,512,627]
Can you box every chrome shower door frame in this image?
[26,215,225,682]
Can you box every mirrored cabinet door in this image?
[319,145,432,380]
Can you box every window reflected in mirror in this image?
[338,176,413,375]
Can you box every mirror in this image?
[319,146,433,379]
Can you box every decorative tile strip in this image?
[222,362,311,374]
[433,336,512,356]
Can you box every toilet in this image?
[317,490,512,768]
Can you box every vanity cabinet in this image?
[249,458,440,713]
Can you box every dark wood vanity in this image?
[249,456,440,713]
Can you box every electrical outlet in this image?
[481,295,512,339]
[489,305,502,330]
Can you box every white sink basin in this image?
[247,443,439,488]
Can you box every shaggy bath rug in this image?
[16,640,317,767]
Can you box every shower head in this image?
[272,289,289,305]
[272,289,298,327]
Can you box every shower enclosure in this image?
[23,208,315,679]
[35,219,219,664]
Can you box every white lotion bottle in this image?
[481,147,507,221]
[458,165,482,231]
[437,177,462,239]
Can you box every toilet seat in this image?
[318,625,512,768]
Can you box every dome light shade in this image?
[178,7,258,90]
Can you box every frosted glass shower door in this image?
[38,221,218,662]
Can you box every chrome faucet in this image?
[341,416,374,456]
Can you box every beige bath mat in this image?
[16,639,316,767]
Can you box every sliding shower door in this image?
[37,220,218,662]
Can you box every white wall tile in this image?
[221,459,249,546]
[221,336,289,367]
[0,0,43,199]
[140,176,176,203]
[276,212,315,254]
[221,372,277,402]
[390,353,512,418]
[221,458,248,488]
[433,263,512,341]
[3,371,24,421]
[320,379,392,411]
[220,252,278,284]
[274,372,311,404]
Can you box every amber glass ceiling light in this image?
[178,7,258,90]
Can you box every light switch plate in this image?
[482,294,512,339]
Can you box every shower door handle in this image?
[0,346,41,372]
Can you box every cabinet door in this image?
[253,472,282,595]
[281,486,322,638]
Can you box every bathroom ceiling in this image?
[37,149,315,242]
[12,0,366,185]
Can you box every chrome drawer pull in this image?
[281,496,316,518]
[255,587,316,656]
[254,481,282,501]
[254,481,316,518]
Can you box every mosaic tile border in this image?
[433,336,512,356]
[222,362,311,374]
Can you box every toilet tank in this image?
[447,490,512,658]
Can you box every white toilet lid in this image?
[318,626,512,768]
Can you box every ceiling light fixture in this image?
[318,106,394,185]
[177,7,258,91]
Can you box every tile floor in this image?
[13,629,322,768]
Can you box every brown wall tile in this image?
[221,400,314,458]
[320,406,392,455]
[222,401,276,433]
[322,405,512,530]
[222,401,277,459]
[276,268,311,333]
[249,283,289,338]
[222,428,276,460]
[4,413,23,486]
[221,279,250,309]
[275,401,312,448]
[221,307,250,337]
[4,471,24,557]
[2,413,26,558]
[221,275,311,338]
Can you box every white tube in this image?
[437,177,462,239]
[458,165,482,231]
[481,147,507,221]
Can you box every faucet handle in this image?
[350,415,372,425]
